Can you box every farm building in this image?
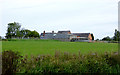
[40,30,93,42]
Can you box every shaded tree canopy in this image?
[102,36,111,41]
[113,29,120,41]
[20,29,40,38]
[6,22,21,39]
[6,22,40,39]
[0,36,1,40]
[101,29,120,41]
[29,30,40,38]
[91,33,94,40]
[95,39,99,41]
[20,29,31,38]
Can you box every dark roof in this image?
[73,33,90,37]
[58,30,71,34]
[41,33,56,36]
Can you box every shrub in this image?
[2,50,120,74]
[8,39,17,41]
[21,51,120,74]
[2,39,8,41]
[2,50,22,75]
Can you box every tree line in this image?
[1,22,120,41]
[6,22,40,39]
[101,29,120,41]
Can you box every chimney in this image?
[52,31,54,33]
[43,31,45,36]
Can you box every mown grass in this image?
[2,39,118,56]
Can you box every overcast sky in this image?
[0,0,119,39]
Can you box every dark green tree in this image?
[91,33,94,40]
[0,36,1,40]
[96,39,99,41]
[20,29,31,38]
[20,29,39,38]
[6,22,21,39]
[102,36,111,41]
[113,29,120,41]
[29,30,40,38]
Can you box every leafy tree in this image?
[20,29,39,38]
[6,22,21,39]
[29,30,40,38]
[20,29,31,38]
[16,30,21,38]
[6,22,40,39]
[0,36,1,40]
[91,33,94,40]
[95,39,99,41]
[113,29,120,41]
[102,36,111,41]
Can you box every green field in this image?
[2,39,118,56]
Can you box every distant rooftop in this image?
[73,33,90,37]
[58,30,71,34]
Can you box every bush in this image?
[2,50,120,74]
[8,39,17,41]
[21,51,120,74]
[0,36,1,41]
[2,39,8,41]
[2,50,22,75]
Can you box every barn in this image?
[40,30,93,42]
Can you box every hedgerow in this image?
[2,50,120,74]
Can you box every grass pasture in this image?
[2,39,118,56]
